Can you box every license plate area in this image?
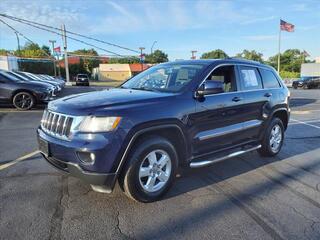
[38,137,50,157]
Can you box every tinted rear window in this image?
[78,74,88,78]
[239,66,263,90]
[260,69,281,88]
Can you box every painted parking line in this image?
[0,109,44,113]
[290,118,320,130]
[289,119,320,125]
[0,150,40,171]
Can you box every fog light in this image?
[77,152,95,165]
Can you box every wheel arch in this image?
[115,123,189,176]
[271,108,289,130]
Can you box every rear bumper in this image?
[43,154,117,191]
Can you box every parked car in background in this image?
[292,76,320,89]
[6,71,56,94]
[76,74,89,86]
[38,59,290,202]
[38,74,66,87]
[0,70,54,110]
[16,72,61,95]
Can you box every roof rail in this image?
[226,57,262,64]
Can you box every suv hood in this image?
[48,88,176,115]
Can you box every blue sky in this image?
[0,0,319,60]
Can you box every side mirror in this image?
[196,80,224,97]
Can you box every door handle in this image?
[232,96,243,102]
[264,92,272,97]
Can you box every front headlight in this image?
[78,116,121,132]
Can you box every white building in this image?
[0,55,19,71]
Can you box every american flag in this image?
[280,20,294,32]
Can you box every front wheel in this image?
[259,117,284,157]
[119,136,178,202]
[12,92,35,110]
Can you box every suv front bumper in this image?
[42,154,117,192]
[37,127,123,192]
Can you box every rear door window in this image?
[238,66,262,90]
[260,69,281,88]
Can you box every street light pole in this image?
[14,31,20,55]
[151,41,157,54]
[49,40,57,77]
[139,47,145,72]
[61,24,70,84]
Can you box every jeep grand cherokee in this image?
[37,59,290,202]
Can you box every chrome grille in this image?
[41,110,74,140]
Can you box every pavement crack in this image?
[48,175,68,240]
[115,210,134,240]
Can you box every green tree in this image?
[71,48,100,73]
[236,50,263,62]
[0,49,9,56]
[41,45,51,56]
[16,43,51,58]
[267,49,306,73]
[145,50,168,63]
[201,49,228,59]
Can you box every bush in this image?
[279,71,299,79]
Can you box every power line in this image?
[0,15,137,58]
[0,13,140,54]
[0,18,52,59]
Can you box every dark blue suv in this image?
[37,59,290,202]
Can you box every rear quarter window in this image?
[260,69,281,88]
[238,66,263,90]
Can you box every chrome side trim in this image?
[190,145,261,168]
[196,119,262,141]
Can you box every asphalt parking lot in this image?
[1,88,320,240]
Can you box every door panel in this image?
[237,66,269,140]
[0,79,13,102]
[190,91,247,157]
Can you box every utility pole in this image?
[14,31,20,55]
[191,50,197,60]
[49,40,57,77]
[61,24,70,85]
[139,47,145,72]
[151,41,157,54]
[277,26,281,73]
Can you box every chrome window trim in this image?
[195,63,283,98]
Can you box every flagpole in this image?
[277,19,281,73]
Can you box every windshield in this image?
[121,63,206,92]
[300,77,312,81]
[78,74,88,78]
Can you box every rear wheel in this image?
[12,92,35,110]
[259,117,284,157]
[119,136,178,202]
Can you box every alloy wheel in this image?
[269,124,282,153]
[14,93,33,110]
[138,149,172,193]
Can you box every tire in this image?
[259,117,284,157]
[119,136,178,202]
[12,92,35,110]
[293,86,297,89]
